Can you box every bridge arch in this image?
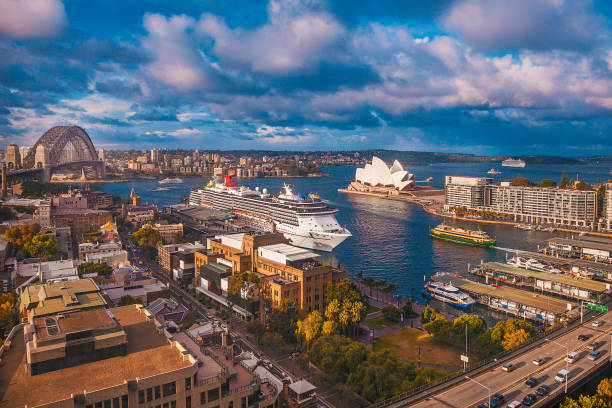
[22,126,98,169]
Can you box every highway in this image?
[407,315,612,408]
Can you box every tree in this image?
[421,307,443,325]
[229,271,260,310]
[501,328,531,350]
[560,377,612,408]
[24,235,58,261]
[246,320,266,344]
[0,206,16,221]
[296,310,323,348]
[537,179,557,188]
[83,230,103,244]
[326,278,368,336]
[269,300,299,343]
[575,177,593,191]
[78,262,113,278]
[322,320,338,336]
[423,315,451,340]
[382,306,402,322]
[560,171,571,188]
[450,314,487,344]
[4,224,41,248]
[510,174,531,187]
[0,292,17,334]
[132,226,161,259]
[118,295,143,306]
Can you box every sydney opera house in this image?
[354,156,415,191]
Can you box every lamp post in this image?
[465,376,490,407]
[546,338,569,394]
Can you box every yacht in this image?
[487,168,502,175]
[189,175,351,251]
[159,177,183,184]
[424,281,475,309]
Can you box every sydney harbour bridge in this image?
[2,126,105,192]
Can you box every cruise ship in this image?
[429,224,496,247]
[501,158,526,168]
[188,175,351,251]
[424,281,475,309]
[158,177,184,184]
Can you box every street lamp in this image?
[465,376,490,407]
[545,338,569,394]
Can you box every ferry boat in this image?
[501,158,526,168]
[159,177,183,184]
[487,168,502,174]
[188,175,351,251]
[424,281,475,309]
[429,224,496,247]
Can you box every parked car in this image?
[536,385,550,396]
[592,320,604,327]
[525,378,538,388]
[565,352,579,363]
[587,342,599,351]
[502,363,515,372]
[588,350,601,361]
[532,357,544,366]
[522,394,537,406]
[578,334,590,341]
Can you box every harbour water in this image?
[96,162,612,302]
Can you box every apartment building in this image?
[0,305,277,408]
[605,183,612,230]
[148,222,184,244]
[444,176,492,209]
[198,233,346,316]
[158,242,207,282]
[51,207,113,235]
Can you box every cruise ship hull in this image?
[282,229,352,252]
[429,230,496,247]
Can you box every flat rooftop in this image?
[438,276,573,314]
[32,308,116,340]
[520,251,612,274]
[258,243,319,265]
[0,305,193,407]
[479,262,609,293]
[548,237,612,252]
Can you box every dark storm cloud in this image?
[127,107,179,122]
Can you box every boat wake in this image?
[493,246,526,254]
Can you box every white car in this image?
[532,357,544,366]
[565,352,578,364]
[592,320,604,327]
[506,401,522,408]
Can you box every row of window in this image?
[85,395,128,408]
[139,382,176,405]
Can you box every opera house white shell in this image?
[355,156,415,190]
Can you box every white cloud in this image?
[0,0,67,39]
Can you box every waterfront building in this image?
[0,304,277,408]
[544,236,612,262]
[444,176,492,209]
[19,278,108,321]
[487,183,598,227]
[354,156,415,190]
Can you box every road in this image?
[408,315,612,408]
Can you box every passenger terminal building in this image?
[445,176,600,228]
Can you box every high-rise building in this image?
[150,148,160,163]
[604,183,612,230]
[444,176,492,209]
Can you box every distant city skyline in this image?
[1,0,612,155]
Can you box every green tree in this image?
[0,206,16,221]
[132,226,161,259]
[83,230,103,244]
[78,262,113,278]
[501,328,531,350]
[24,235,58,261]
[560,377,612,408]
[560,171,571,188]
[269,299,299,342]
[246,320,266,344]
[296,310,323,348]
[382,306,402,322]
[510,174,531,186]
[229,271,260,311]
[537,179,557,187]
[423,315,452,340]
[0,292,17,334]
[326,278,368,336]
[450,314,487,344]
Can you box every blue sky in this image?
[1,0,612,155]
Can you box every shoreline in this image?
[338,187,612,239]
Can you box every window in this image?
[163,404,169,408]
[171,402,176,408]
[185,377,191,391]
[95,403,102,408]
[208,388,219,402]
[147,388,153,402]
[112,398,120,408]
[121,395,128,408]
[200,391,206,405]
[155,386,161,399]
[186,396,191,408]
[162,382,176,397]
[229,402,233,408]
[241,396,247,408]
[104,401,111,408]
[86,405,93,408]
[138,390,145,404]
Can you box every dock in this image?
[513,250,612,278]
[436,275,576,323]
[472,262,610,301]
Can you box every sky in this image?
[1,0,612,156]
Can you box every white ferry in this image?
[159,177,184,184]
[424,281,475,309]
[188,175,351,251]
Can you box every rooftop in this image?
[16,259,77,280]
[51,207,111,216]
[0,305,194,407]
[32,307,116,341]
[548,237,612,252]
[479,262,609,293]
[289,379,316,395]
[258,243,319,265]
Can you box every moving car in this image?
[578,334,590,341]
[587,342,599,351]
[502,363,515,372]
[565,352,579,363]
[506,401,521,408]
[532,357,544,366]
[525,378,538,388]
[522,394,537,406]
[592,320,604,327]
[588,350,601,361]
[536,385,550,396]
[555,369,570,382]
[490,394,505,408]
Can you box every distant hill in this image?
[361,150,584,165]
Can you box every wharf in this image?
[436,275,575,321]
[512,250,612,277]
[473,262,609,300]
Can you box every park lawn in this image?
[366,316,396,329]
[374,327,464,367]
[366,304,380,315]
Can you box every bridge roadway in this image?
[399,314,612,408]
